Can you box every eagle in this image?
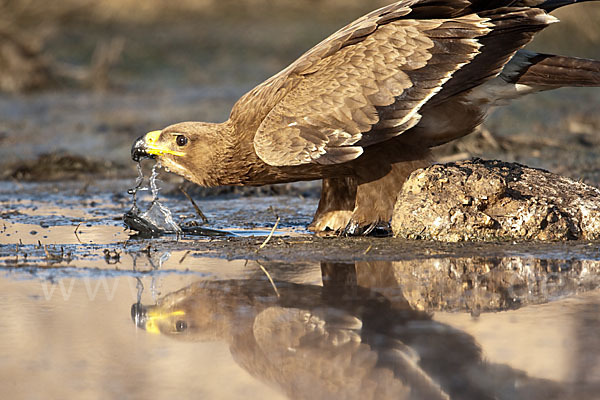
[131,0,600,236]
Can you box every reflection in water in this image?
[355,257,600,314]
[131,262,591,400]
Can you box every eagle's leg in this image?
[308,177,357,235]
[343,157,430,237]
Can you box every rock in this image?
[392,159,600,241]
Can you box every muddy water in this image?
[2,178,600,399]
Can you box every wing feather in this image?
[227,1,555,167]
[251,16,489,166]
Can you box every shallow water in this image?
[2,179,600,399]
[2,259,600,399]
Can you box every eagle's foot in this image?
[308,210,353,236]
[342,220,392,237]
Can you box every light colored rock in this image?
[392,159,600,241]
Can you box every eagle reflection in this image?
[131,262,565,400]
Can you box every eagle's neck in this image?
[209,119,268,186]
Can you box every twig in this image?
[256,216,280,252]
[179,250,191,264]
[363,244,373,255]
[179,186,209,224]
[256,261,280,298]
[43,244,51,259]
[74,222,83,244]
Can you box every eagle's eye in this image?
[176,135,188,147]
[175,320,188,332]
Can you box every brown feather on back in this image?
[230,2,556,167]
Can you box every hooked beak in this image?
[131,134,153,162]
[131,130,185,162]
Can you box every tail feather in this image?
[465,50,600,106]
[502,50,600,88]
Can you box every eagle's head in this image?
[131,121,223,186]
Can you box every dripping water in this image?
[123,161,231,237]
[124,161,181,235]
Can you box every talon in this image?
[342,221,392,237]
[366,222,392,237]
[342,221,360,237]
[362,223,377,236]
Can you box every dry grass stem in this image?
[256,261,280,298]
[74,222,83,244]
[180,186,209,224]
[178,250,191,264]
[257,216,280,251]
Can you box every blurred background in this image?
[0,0,599,184]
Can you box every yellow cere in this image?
[144,310,186,334]
[144,130,186,157]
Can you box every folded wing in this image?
[229,2,555,167]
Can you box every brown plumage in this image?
[131,0,600,236]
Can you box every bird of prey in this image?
[131,0,600,236]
